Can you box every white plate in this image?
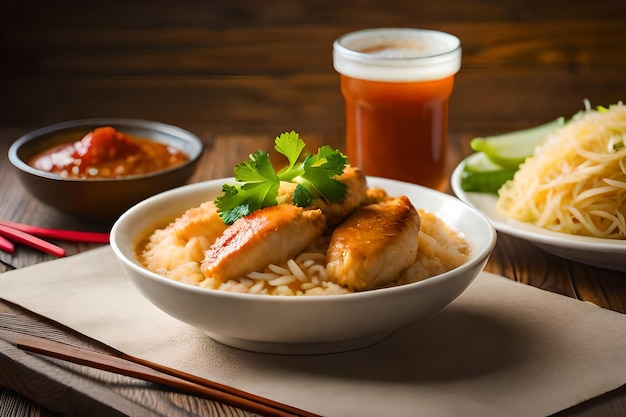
[451,161,626,272]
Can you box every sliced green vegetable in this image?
[470,117,565,169]
[460,152,518,194]
[463,150,506,173]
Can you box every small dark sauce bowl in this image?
[8,118,204,223]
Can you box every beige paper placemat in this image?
[1,246,625,417]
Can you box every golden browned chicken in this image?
[312,165,368,228]
[360,187,390,206]
[172,201,229,245]
[325,195,420,291]
[201,204,326,282]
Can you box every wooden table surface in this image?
[1,0,625,415]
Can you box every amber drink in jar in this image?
[333,28,461,190]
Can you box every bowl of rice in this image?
[110,176,496,354]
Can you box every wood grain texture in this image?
[0,0,625,415]
[0,309,260,417]
[1,1,625,135]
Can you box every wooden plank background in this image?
[1,0,625,140]
[0,1,625,415]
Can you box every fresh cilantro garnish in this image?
[215,131,348,224]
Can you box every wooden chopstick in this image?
[0,224,66,257]
[16,334,320,417]
[0,219,110,243]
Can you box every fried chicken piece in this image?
[172,201,229,245]
[360,187,390,205]
[312,165,368,228]
[201,204,326,282]
[326,195,420,291]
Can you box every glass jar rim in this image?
[333,28,461,82]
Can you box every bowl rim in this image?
[7,118,204,183]
[110,176,497,303]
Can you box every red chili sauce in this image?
[28,127,189,179]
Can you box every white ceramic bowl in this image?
[110,177,496,354]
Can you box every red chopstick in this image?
[0,235,14,254]
[0,219,109,243]
[0,225,66,258]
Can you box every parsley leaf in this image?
[215,131,348,224]
[275,131,306,177]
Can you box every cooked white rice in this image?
[138,208,470,296]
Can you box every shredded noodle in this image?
[497,103,626,239]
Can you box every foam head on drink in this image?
[333,28,461,191]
